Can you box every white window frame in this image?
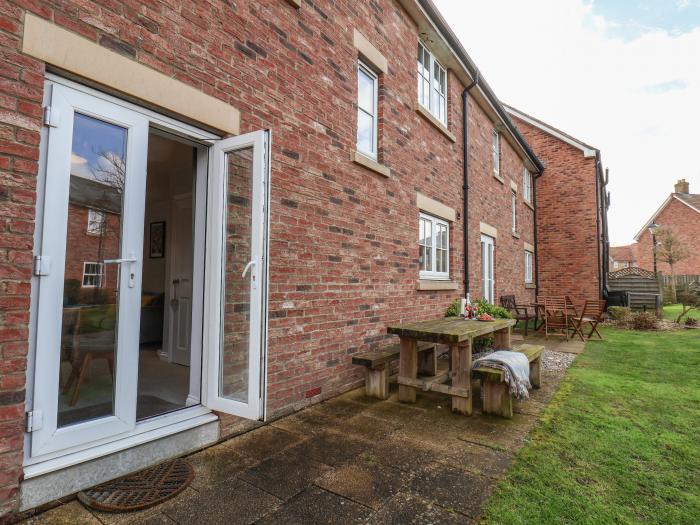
[86,208,106,235]
[417,42,448,126]
[523,167,532,203]
[81,261,105,288]
[492,130,500,177]
[511,190,517,233]
[356,61,378,159]
[524,250,534,284]
[419,212,449,280]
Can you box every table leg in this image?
[398,337,417,403]
[450,341,472,415]
[494,325,512,350]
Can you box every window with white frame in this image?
[492,130,500,177]
[523,167,532,203]
[87,208,106,235]
[524,251,534,284]
[419,213,449,279]
[511,190,517,233]
[417,42,447,125]
[356,61,378,159]
[82,262,104,288]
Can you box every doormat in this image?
[77,458,193,513]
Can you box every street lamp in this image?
[648,222,659,277]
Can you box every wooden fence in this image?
[608,270,662,310]
[660,275,700,287]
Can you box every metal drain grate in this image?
[77,458,193,513]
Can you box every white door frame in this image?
[202,130,270,420]
[31,83,149,456]
[481,234,495,304]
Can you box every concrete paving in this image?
[21,337,575,525]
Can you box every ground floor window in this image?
[419,212,449,279]
[82,262,104,287]
[525,250,534,284]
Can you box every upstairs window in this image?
[87,208,106,235]
[492,130,500,177]
[524,251,534,284]
[356,61,378,159]
[523,167,532,203]
[417,42,447,125]
[419,213,449,280]
[511,190,517,233]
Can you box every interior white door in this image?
[203,130,269,420]
[167,194,193,366]
[31,82,148,456]
[481,234,495,304]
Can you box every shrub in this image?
[685,317,698,327]
[631,311,658,330]
[607,306,631,321]
[445,298,461,318]
[472,298,513,319]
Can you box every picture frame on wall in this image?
[149,221,165,258]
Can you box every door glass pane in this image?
[221,147,254,403]
[58,113,126,428]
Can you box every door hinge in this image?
[26,410,43,432]
[43,106,60,128]
[33,255,51,276]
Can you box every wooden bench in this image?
[352,342,437,399]
[472,344,544,418]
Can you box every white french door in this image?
[203,131,270,420]
[32,83,148,456]
[31,79,270,460]
[481,234,495,304]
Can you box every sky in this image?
[433,0,700,246]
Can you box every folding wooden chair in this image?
[544,296,569,340]
[569,300,606,341]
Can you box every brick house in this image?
[608,244,637,271]
[632,179,700,276]
[0,0,547,517]
[505,106,610,307]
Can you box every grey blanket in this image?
[472,350,531,400]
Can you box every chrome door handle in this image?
[103,254,137,288]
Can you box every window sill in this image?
[414,103,456,143]
[285,0,301,7]
[525,283,536,289]
[524,200,535,211]
[512,231,520,239]
[416,279,458,291]
[493,173,504,184]
[352,151,390,178]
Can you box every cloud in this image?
[433,0,700,245]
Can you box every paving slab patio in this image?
[20,339,576,525]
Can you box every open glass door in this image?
[203,131,269,420]
[31,83,148,456]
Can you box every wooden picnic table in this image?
[386,317,516,416]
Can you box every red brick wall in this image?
[634,197,700,276]
[511,116,602,306]
[0,0,536,516]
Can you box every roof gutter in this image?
[415,0,544,174]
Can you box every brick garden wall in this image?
[0,0,536,516]
[511,116,602,307]
[634,197,700,276]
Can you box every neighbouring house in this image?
[0,0,546,518]
[505,106,610,307]
[632,179,700,276]
[609,244,637,271]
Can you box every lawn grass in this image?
[482,327,700,524]
[663,303,700,323]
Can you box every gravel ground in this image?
[541,350,577,372]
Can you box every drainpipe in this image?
[594,156,602,299]
[533,171,540,296]
[462,72,480,299]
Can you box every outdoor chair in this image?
[499,295,532,336]
[544,296,570,339]
[569,299,607,341]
